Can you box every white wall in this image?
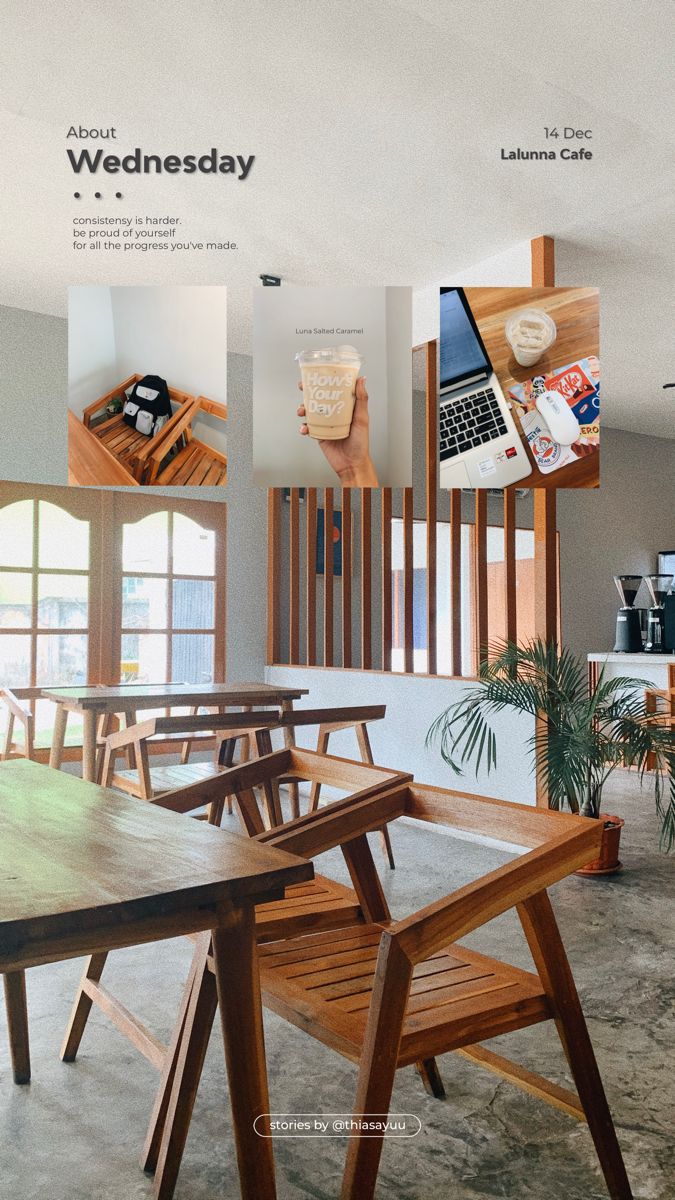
[412,240,532,345]
[266,664,536,805]
[67,286,117,419]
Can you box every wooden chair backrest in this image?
[277,705,386,734]
[102,711,282,801]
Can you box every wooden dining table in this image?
[0,759,313,1200]
[466,286,600,489]
[42,682,308,783]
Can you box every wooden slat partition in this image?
[289,489,300,664]
[341,490,352,668]
[450,489,462,677]
[323,488,334,667]
[266,489,281,665]
[361,490,372,669]
[381,489,392,671]
[306,488,317,664]
[425,340,438,675]
[504,490,517,645]
[267,236,561,686]
[534,490,558,645]
[473,490,488,669]
[403,488,414,674]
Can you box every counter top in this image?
[587,652,675,665]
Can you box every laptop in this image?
[438,288,532,488]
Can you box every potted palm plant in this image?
[427,639,675,874]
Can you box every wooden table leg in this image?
[211,903,276,1200]
[3,970,30,1084]
[81,708,97,782]
[281,698,299,819]
[48,703,68,770]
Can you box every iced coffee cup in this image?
[505,308,557,367]
[296,345,363,440]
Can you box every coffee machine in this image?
[613,575,643,652]
[644,574,673,653]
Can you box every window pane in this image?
[122,577,167,629]
[171,634,214,684]
[0,500,33,567]
[123,512,168,574]
[121,633,167,683]
[173,514,215,576]
[0,571,32,627]
[38,574,88,628]
[36,634,87,685]
[38,502,89,570]
[173,579,214,629]
[0,634,31,684]
[34,698,84,748]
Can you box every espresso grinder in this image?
[644,574,673,653]
[613,576,643,652]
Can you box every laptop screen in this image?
[439,288,491,392]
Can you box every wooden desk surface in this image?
[41,681,309,712]
[0,760,312,970]
[466,287,600,489]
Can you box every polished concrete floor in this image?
[1,768,674,1200]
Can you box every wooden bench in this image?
[71,375,227,486]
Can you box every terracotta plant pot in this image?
[575,814,624,877]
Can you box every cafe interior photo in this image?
[1,238,674,1200]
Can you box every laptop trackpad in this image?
[440,459,471,488]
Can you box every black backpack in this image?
[122,375,173,437]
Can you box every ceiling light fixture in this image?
[260,273,281,286]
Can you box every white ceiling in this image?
[1,0,674,438]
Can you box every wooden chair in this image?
[0,687,35,761]
[60,757,417,1199]
[279,704,395,867]
[100,711,282,821]
[644,670,675,770]
[80,375,197,484]
[257,782,633,1200]
[142,395,228,486]
[0,689,33,1082]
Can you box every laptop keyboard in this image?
[439,387,508,461]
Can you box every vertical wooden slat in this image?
[531,235,555,287]
[266,490,281,665]
[341,490,352,668]
[289,489,300,664]
[474,490,488,670]
[533,490,558,645]
[425,340,438,675]
[361,490,372,669]
[323,488,334,667]
[450,489,462,677]
[306,489,317,665]
[503,490,517,646]
[532,234,557,808]
[403,488,414,674]
[381,489,392,671]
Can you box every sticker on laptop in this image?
[477,457,497,477]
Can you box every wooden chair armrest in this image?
[0,688,33,726]
[104,717,158,751]
[256,784,407,858]
[81,375,139,427]
[195,396,227,421]
[131,398,199,474]
[392,820,602,965]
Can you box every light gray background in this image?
[253,286,411,487]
